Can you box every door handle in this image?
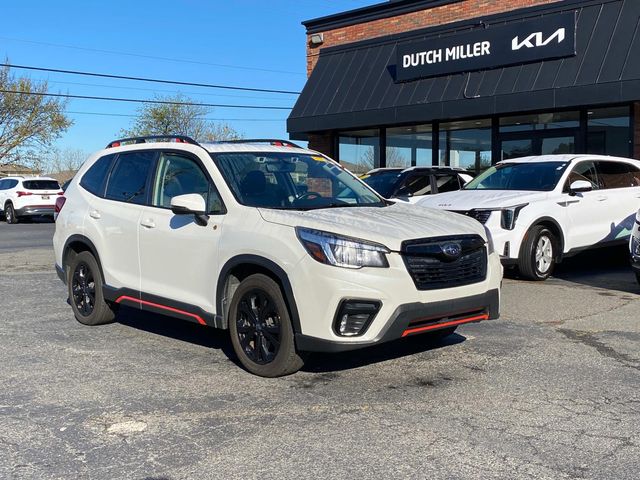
[140,219,156,229]
[89,210,101,219]
[596,195,608,202]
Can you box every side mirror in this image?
[568,180,593,196]
[170,193,209,226]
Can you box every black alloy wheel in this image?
[67,251,116,326]
[229,274,305,377]
[236,289,282,365]
[72,261,96,317]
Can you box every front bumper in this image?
[15,205,55,217]
[295,288,499,352]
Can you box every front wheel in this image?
[229,274,304,377]
[518,225,557,281]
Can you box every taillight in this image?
[55,196,66,215]
[57,191,64,195]
[17,191,33,197]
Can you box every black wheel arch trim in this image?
[62,235,106,283]
[216,255,301,334]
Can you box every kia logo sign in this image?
[512,28,566,51]
[395,12,576,82]
[441,243,462,261]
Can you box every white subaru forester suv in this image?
[53,136,502,377]
[419,155,640,281]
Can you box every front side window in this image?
[398,174,432,196]
[361,171,403,198]
[105,151,156,204]
[434,174,462,193]
[565,161,599,191]
[81,154,115,197]
[213,152,384,210]
[596,161,639,189]
[465,162,569,191]
[152,152,223,213]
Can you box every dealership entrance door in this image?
[499,128,578,160]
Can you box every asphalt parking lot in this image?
[1,222,639,479]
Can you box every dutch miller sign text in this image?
[395,12,577,82]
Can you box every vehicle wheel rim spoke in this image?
[236,289,282,365]
[72,262,95,316]
[536,236,552,273]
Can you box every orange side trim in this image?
[115,295,207,326]
[401,314,489,338]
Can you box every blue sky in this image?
[2,0,376,154]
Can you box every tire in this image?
[518,225,557,281]
[5,203,18,224]
[67,251,116,326]
[635,271,640,285]
[229,274,304,377]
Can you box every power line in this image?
[68,110,286,122]
[0,36,305,76]
[0,89,293,110]
[0,63,301,95]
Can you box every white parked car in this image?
[631,209,640,284]
[53,136,502,377]
[0,176,63,223]
[418,155,640,281]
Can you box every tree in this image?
[121,94,242,142]
[44,147,88,174]
[0,63,72,167]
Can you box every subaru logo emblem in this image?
[441,243,462,260]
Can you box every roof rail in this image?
[213,139,302,148]
[106,135,200,149]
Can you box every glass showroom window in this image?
[386,124,434,168]
[338,129,381,175]
[499,111,580,132]
[439,119,492,174]
[587,106,631,157]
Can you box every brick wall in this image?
[307,0,563,75]
[307,133,335,157]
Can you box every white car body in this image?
[53,139,502,375]
[630,209,640,283]
[418,155,640,275]
[0,176,63,223]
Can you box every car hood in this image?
[258,202,486,251]
[417,190,550,210]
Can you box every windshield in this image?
[362,171,403,198]
[464,162,569,191]
[212,152,385,210]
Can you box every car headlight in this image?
[296,227,390,269]
[500,204,528,230]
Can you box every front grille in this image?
[452,210,492,224]
[402,235,487,290]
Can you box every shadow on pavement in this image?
[508,245,639,294]
[303,332,466,373]
[114,306,467,374]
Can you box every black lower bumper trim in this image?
[295,288,500,353]
[15,206,55,217]
[55,264,66,284]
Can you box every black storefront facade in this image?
[287,0,640,175]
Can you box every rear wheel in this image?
[5,204,18,224]
[518,225,557,281]
[68,251,116,326]
[229,274,304,377]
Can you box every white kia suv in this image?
[419,155,640,281]
[53,136,502,377]
[0,176,63,223]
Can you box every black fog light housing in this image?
[333,300,381,337]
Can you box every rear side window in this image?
[0,180,6,190]
[1,179,19,190]
[22,180,60,190]
[597,161,638,189]
[435,174,462,193]
[81,154,115,197]
[105,151,156,204]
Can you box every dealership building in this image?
[287,0,640,174]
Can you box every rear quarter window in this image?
[80,154,116,197]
